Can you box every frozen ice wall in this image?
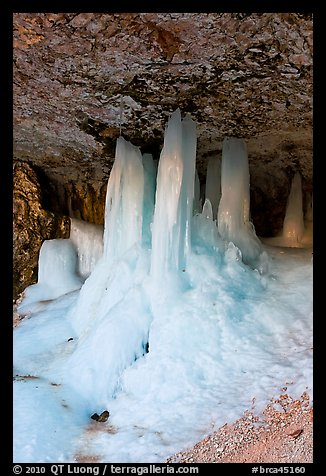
[205,157,221,220]
[69,218,104,278]
[283,172,305,244]
[217,137,264,269]
[103,136,144,265]
[150,109,196,279]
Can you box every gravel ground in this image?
[166,393,313,463]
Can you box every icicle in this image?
[150,109,184,279]
[283,171,305,243]
[217,137,263,268]
[66,136,150,404]
[69,218,104,278]
[103,136,144,265]
[202,198,213,220]
[205,157,221,220]
[150,109,196,279]
[180,113,197,264]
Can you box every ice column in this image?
[202,198,214,220]
[179,113,197,264]
[205,157,221,220]
[217,137,263,267]
[150,109,196,279]
[283,171,305,243]
[69,218,104,278]
[103,136,144,264]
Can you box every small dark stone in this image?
[288,428,303,439]
[91,410,110,422]
[98,410,110,422]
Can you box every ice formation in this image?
[56,136,150,407]
[18,239,83,314]
[103,136,144,265]
[150,109,196,279]
[202,198,214,220]
[283,171,305,243]
[217,137,265,269]
[69,218,104,278]
[14,109,313,463]
[261,172,312,249]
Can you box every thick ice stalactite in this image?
[151,109,196,279]
[282,172,305,244]
[62,137,151,407]
[69,136,146,335]
[103,136,144,265]
[150,109,183,278]
[179,113,197,266]
[69,218,104,279]
[217,137,264,269]
[205,157,221,220]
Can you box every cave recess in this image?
[13,12,313,298]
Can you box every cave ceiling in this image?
[13,12,313,189]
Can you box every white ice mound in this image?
[18,239,83,314]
